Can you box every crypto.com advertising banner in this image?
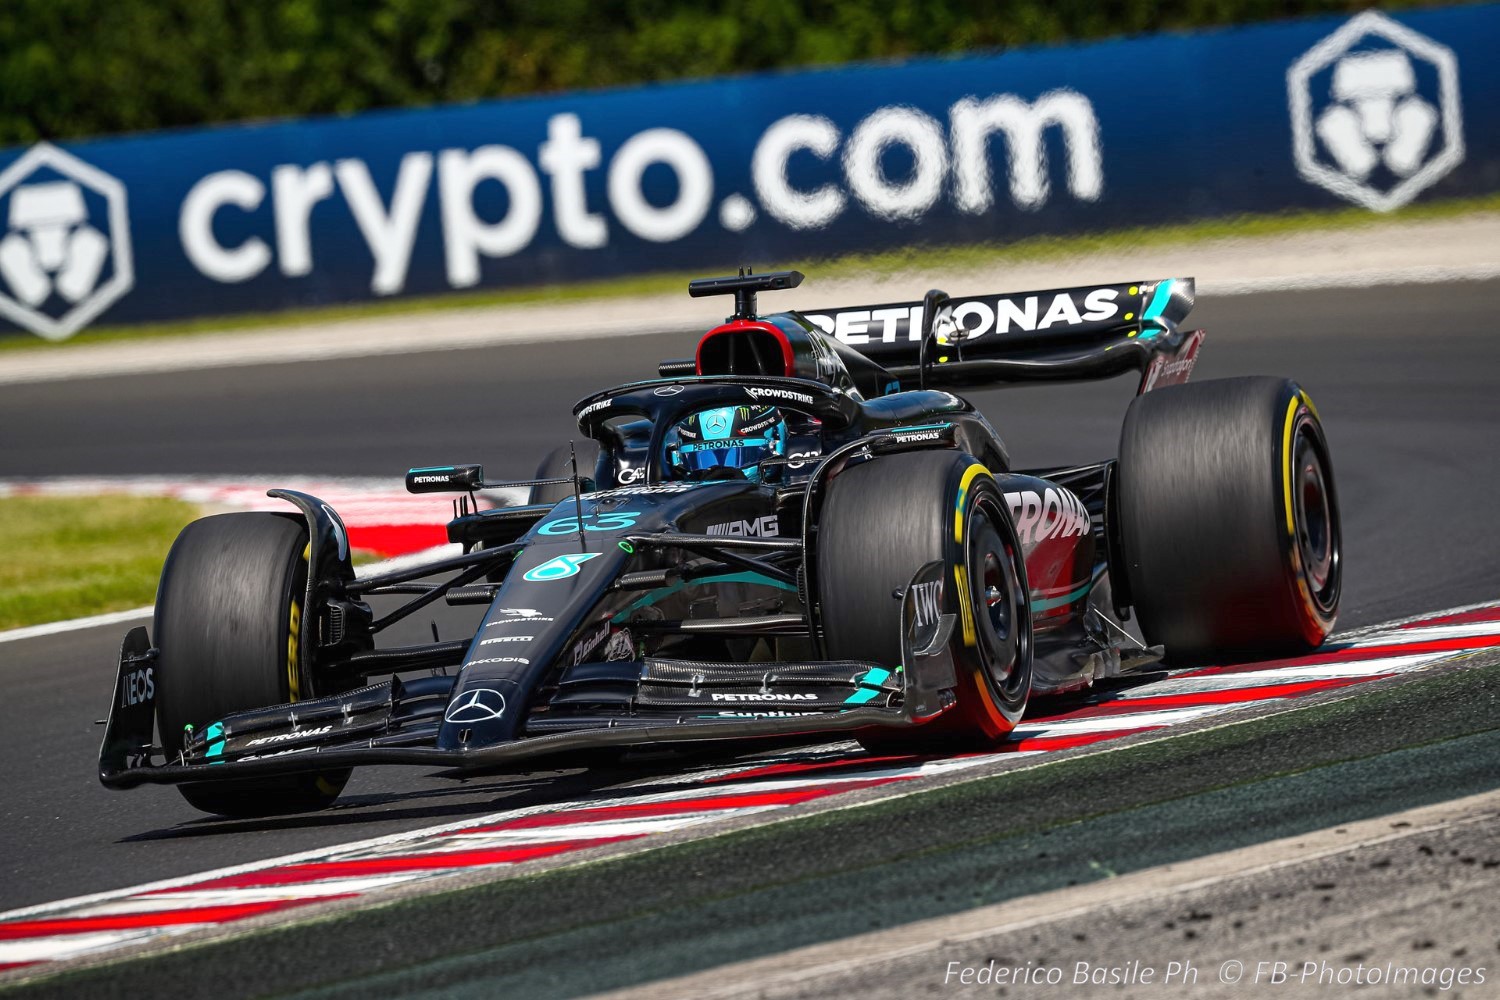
[0,4,1495,338]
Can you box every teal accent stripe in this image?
[204,720,226,759]
[844,666,893,704]
[1030,581,1092,613]
[611,571,798,623]
[892,422,952,433]
[1142,279,1174,321]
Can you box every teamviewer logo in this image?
[0,143,133,340]
[1288,11,1463,212]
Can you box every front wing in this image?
[99,563,959,789]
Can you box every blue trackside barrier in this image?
[0,4,1494,339]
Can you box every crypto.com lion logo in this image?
[0,142,134,340]
[1288,11,1464,212]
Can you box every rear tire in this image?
[1117,376,1341,664]
[155,513,350,817]
[817,451,1032,752]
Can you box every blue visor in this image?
[677,437,778,474]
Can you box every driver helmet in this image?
[666,404,786,481]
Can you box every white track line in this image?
[71,876,429,915]
[0,606,153,644]
[0,931,161,966]
[443,815,757,843]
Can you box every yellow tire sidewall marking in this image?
[953,462,1009,725]
[1280,396,1300,540]
[1281,394,1324,631]
[288,541,310,703]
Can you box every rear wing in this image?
[797,278,1202,393]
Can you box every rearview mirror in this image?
[918,289,956,389]
[405,464,484,494]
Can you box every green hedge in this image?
[0,0,1437,146]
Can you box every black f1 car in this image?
[100,269,1341,816]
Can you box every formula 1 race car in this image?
[99,269,1341,816]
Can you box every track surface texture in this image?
[0,280,1497,991]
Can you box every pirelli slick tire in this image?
[154,513,349,817]
[1118,376,1341,665]
[817,450,1032,752]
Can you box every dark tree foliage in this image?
[0,0,1435,144]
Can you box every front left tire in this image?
[154,512,350,817]
[816,450,1032,751]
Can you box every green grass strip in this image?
[0,495,200,630]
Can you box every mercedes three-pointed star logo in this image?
[443,688,508,724]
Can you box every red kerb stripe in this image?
[344,523,447,557]
[462,779,901,833]
[1004,726,1161,752]
[0,897,343,940]
[708,754,934,783]
[163,837,635,892]
[1027,676,1378,721]
[1176,634,1500,678]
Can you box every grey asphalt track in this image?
[1,278,1497,916]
